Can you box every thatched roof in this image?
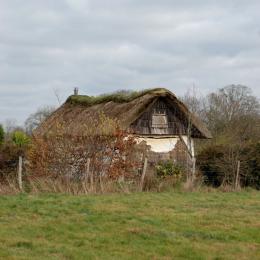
[35,88,212,139]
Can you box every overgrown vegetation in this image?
[66,88,168,106]
[0,191,259,259]
[155,160,183,179]
[197,142,260,189]
[27,113,143,193]
[0,128,30,181]
[183,84,260,189]
[12,130,30,149]
[25,106,55,134]
[0,124,4,146]
[0,84,259,191]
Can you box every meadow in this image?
[0,191,259,259]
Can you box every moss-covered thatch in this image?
[66,88,169,106]
[35,88,212,139]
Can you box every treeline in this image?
[182,84,260,189]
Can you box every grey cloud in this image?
[0,0,260,125]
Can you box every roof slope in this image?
[35,88,212,138]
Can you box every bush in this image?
[241,142,260,189]
[155,160,183,179]
[0,142,21,181]
[12,131,30,149]
[28,113,144,192]
[0,125,4,146]
[196,145,224,187]
[197,142,260,189]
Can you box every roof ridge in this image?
[66,87,173,106]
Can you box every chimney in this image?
[74,87,79,95]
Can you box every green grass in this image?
[0,191,259,259]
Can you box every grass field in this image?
[0,191,259,259]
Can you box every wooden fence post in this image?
[140,157,148,191]
[18,156,23,191]
[86,158,90,180]
[88,158,94,192]
[83,158,91,193]
[192,157,196,182]
[235,160,240,190]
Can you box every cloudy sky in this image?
[0,0,260,125]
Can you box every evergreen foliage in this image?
[12,130,30,148]
[155,160,183,179]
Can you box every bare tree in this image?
[25,106,55,134]
[180,85,205,120]
[4,119,19,134]
[180,86,204,182]
[204,85,260,135]
[196,85,260,189]
[53,87,61,105]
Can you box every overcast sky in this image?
[0,0,260,125]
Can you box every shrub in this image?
[155,160,183,179]
[196,145,224,187]
[28,113,144,192]
[12,131,30,149]
[197,142,260,189]
[0,125,4,146]
[0,142,21,181]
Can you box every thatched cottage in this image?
[35,88,211,173]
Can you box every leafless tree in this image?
[4,119,19,134]
[193,85,260,188]
[25,106,56,134]
[180,85,206,120]
[204,84,260,135]
[53,87,62,105]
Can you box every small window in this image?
[152,114,168,128]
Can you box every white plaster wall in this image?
[181,136,195,157]
[136,137,179,153]
[136,136,195,155]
